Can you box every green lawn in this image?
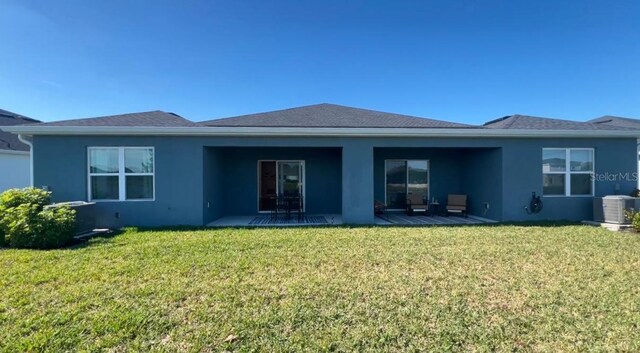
[1,225,639,352]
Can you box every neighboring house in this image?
[588,115,640,130]
[0,109,40,192]
[2,104,639,227]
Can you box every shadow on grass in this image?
[118,220,586,234]
[65,228,126,250]
[0,229,126,252]
[0,220,585,250]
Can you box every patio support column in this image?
[342,142,374,224]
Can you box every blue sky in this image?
[0,0,638,124]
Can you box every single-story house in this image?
[0,109,40,192]
[2,103,639,227]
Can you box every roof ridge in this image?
[483,115,520,128]
[596,115,639,122]
[512,113,593,125]
[33,110,176,124]
[201,103,329,124]
[30,110,195,127]
[201,103,476,128]
[505,115,520,128]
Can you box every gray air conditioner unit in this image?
[44,201,97,234]
[602,195,635,224]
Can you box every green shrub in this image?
[0,187,51,209]
[0,188,76,249]
[625,209,640,232]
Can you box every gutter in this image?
[17,134,33,187]
[1,126,640,138]
[0,149,29,156]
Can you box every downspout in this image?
[17,134,33,187]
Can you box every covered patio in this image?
[203,146,343,224]
[374,147,503,221]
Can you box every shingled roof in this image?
[483,114,633,131]
[0,109,40,152]
[587,115,640,130]
[32,111,195,127]
[200,103,475,128]
[3,105,639,139]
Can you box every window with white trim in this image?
[542,148,594,196]
[88,147,155,201]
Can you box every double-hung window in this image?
[88,147,155,201]
[542,148,594,196]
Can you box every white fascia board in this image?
[0,149,29,156]
[2,125,640,138]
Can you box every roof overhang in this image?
[2,125,639,138]
[0,149,29,155]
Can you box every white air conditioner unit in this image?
[602,195,634,224]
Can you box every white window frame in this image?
[384,159,431,211]
[542,148,594,197]
[257,160,306,213]
[88,146,155,202]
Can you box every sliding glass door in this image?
[385,160,429,209]
[258,160,305,212]
[385,160,407,209]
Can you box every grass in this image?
[1,225,639,352]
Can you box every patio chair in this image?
[289,193,304,222]
[406,193,429,216]
[446,194,467,217]
[271,194,289,220]
[374,200,387,219]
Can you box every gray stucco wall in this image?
[500,138,637,221]
[203,147,223,224]
[32,135,638,226]
[33,136,204,228]
[342,142,374,223]
[461,148,503,220]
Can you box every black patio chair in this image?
[271,194,289,220]
[289,193,304,222]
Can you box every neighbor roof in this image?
[0,109,40,152]
[483,114,633,131]
[200,103,476,128]
[587,115,640,130]
[32,111,196,127]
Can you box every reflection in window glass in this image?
[88,147,155,201]
[570,150,593,172]
[89,148,119,173]
[542,148,594,196]
[542,149,566,173]
[125,148,154,173]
